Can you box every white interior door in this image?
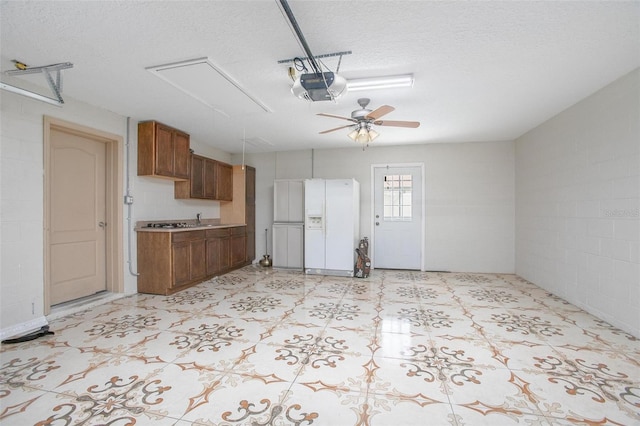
[373,165,423,270]
[50,128,107,305]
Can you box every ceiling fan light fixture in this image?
[318,98,420,149]
[347,74,414,92]
[356,127,369,143]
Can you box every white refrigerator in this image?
[304,178,360,277]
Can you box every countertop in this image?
[135,222,245,233]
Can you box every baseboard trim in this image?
[0,316,49,341]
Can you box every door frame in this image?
[370,163,426,271]
[43,116,124,314]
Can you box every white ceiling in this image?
[1,1,639,154]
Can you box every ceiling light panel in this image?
[147,58,271,116]
[347,74,414,92]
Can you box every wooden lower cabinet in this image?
[172,232,207,288]
[230,226,247,268]
[137,226,248,295]
[205,228,230,276]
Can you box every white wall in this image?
[6,69,634,339]
[235,140,515,274]
[0,91,235,337]
[515,68,640,337]
[1,93,124,336]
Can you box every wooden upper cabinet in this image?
[170,129,190,179]
[204,158,217,199]
[215,161,233,201]
[138,121,190,180]
[175,154,234,201]
[187,155,206,199]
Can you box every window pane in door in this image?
[383,174,412,221]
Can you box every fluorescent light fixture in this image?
[347,74,414,92]
[0,82,63,106]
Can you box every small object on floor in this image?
[259,228,272,267]
[2,325,54,344]
[259,254,272,267]
[354,247,370,278]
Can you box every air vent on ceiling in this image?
[147,57,271,116]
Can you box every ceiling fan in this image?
[317,98,420,146]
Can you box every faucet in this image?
[196,213,201,225]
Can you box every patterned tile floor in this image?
[1,267,639,425]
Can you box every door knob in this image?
[98,221,106,228]
[376,222,380,226]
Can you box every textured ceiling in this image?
[1,1,639,154]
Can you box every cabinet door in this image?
[288,180,304,222]
[155,124,175,178]
[274,179,303,222]
[272,224,303,269]
[245,166,256,261]
[206,235,230,275]
[204,159,216,199]
[272,225,288,267]
[245,166,256,204]
[173,232,206,288]
[274,181,290,222]
[172,241,191,287]
[230,234,246,267]
[190,239,207,281]
[190,156,205,198]
[246,228,255,262]
[206,238,222,276]
[215,162,233,201]
[173,131,191,180]
[287,225,304,268]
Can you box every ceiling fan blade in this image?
[319,124,354,134]
[374,120,421,128]
[366,105,395,120]
[317,113,357,123]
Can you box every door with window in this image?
[373,165,423,270]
